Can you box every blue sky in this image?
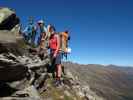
[1,0,133,66]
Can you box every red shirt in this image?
[49,34,58,50]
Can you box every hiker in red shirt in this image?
[49,26,62,86]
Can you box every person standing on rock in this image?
[23,17,36,46]
[49,26,62,86]
[37,20,47,48]
[37,20,48,59]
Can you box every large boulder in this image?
[0,7,21,43]
[0,8,20,30]
[0,8,14,23]
[0,8,26,55]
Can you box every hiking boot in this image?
[54,80,60,87]
[54,80,63,87]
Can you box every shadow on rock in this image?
[0,82,17,97]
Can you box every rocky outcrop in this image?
[0,49,50,100]
[0,7,50,100]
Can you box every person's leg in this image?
[49,51,56,78]
[62,65,65,76]
[56,64,62,80]
[31,33,35,46]
[55,52,62,86]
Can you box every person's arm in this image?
[34,26,37,32]
[47,25,51,39]
[44,26,48,40]
[23,26,28,33]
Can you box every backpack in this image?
[59,31,70,53]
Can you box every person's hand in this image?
[53,53,57,58]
